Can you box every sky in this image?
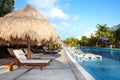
[14,0,120,40]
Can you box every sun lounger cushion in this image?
[13,50,50,63]
[13,50,28,62]
[22,59,50,63]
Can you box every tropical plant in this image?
[112,27,120,47]
[80,36,89,46]
[114,27,120,41]
[63,37,79,47]
[88,34,97,46]
[0,0,14,17]
[95,24,110,47]
[107,32,115,47]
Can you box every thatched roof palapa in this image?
[0,5,58,43]
[0,5,59,58]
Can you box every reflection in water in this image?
[80,47,120,61]
[78,47,120,80]
[110,50,113,56]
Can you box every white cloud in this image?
[25,0,81,40]
[26,0,69,20]
[49,8,69,19]
[76,30,95,40]
[83,30,95,38]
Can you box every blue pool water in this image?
[72,47,120,80]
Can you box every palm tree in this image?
[114,27,120,41]
[107,32,115,47]
[113,27,120,47]
[80,36,88,46]
[88,34,97,46]
[64,37,79,47]
[95,24,110,47]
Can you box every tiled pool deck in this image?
[0,49,84,80]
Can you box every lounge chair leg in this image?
[9,61,16,71]
[3,63,14,71]
[9,65,14,71]
[39,66,43,71]
[39,64,47,71]
[2,60,16,71]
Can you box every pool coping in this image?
[64,47,95,80]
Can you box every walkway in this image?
[0,49,78,80]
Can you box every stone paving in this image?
[0,49,78,80]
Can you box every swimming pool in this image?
[78,47,120,80]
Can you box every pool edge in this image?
[64,48,95,80]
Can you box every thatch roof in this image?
[0,5,58,45]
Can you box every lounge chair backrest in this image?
[7,48,14,56]
[43,47,48,51]
[13,50,27,63]
[23,48,33,55]
[23,48,27,53]
[23,48,35,58]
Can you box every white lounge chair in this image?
[43,47,58,54]
[71,49,102,61]
[12,50,51,71]
[23,48,55,59]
